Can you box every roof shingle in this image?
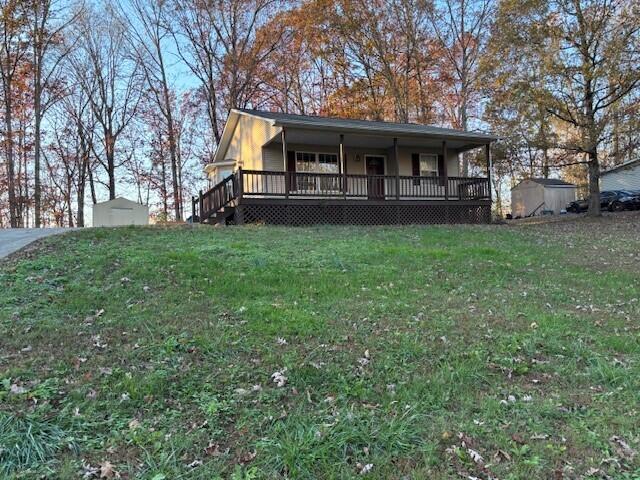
[237,108,497,141]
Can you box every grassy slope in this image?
[0,224,639,479]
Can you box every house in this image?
[197,109,497,225]
[92,197,149,227]
[600,158,640,191]
[510,178,576,217]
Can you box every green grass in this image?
[1,223,639,479]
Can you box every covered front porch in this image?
[197,109,494,225]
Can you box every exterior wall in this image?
[92,198,149,227]
[601,163,640,191]
[207,115,281,182]
[543,186,576,214]
[256,143,462,198]
[263,143,460,176]
[511,180,543,217]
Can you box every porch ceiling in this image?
[267,127,488,152]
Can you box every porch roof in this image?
[239,108,498,144]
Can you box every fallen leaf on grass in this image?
[240,450,256,463]
[271,369,287,387]
[10,384,27,394]
[610,435,636,461]
[99,461,119,478]
[493,449,511,463]
[204,442,226,457]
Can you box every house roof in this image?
[601,158,640,176]
[238,108,498,142]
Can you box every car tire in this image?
[611,201,625,212]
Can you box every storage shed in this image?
[600,158,640,191]
[92,197,149,227]
[511,178,577,217]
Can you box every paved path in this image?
[0,228,75,259]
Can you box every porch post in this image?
[394,137,400,200]
[485,142,492,201]
[339,134,347,198]
[198,190,203,223]
[282,127,289,198]
[442,141,449,200]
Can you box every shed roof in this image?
[511,178,576,191]
[237,109,498,142]
[93,197,146,208]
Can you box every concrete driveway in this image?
[0,228,75,259]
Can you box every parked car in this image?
[567,198,588,212]
[608,190,640,211]
[566,191,631,212]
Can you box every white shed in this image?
[92,197,149,227]
[600,159,640,191]
[511,178,577,217]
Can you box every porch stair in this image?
[203,206,235,225]
[193,173,239,225]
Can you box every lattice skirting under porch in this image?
[234,201,491,225]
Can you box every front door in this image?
[366,156,386,199]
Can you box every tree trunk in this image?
[161,157,168,217]
[88,164,97,204]
[34,66,42,227]
[587,150,601,216]
[4,92,18,228]
[106,133,116,199]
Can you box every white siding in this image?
[92,198,149,227]
[601,162,640,191]
[263,145,285,171]
[511,180,543,217]
[543,186,576,214]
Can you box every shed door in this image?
[109,207,134,226]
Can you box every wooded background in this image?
[1,0,639,227]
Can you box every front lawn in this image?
[1,221,639,479]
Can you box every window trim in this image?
[418,153,439,177]
[294,150,340,193]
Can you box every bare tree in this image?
[429,0,493,175]
[70,4,142,200]
[30,0,81,227]
[173,0,285,141]
[121,0,181,220]
[0,0,29,227]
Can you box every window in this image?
[295,152,340,191]
[419,154,438,177]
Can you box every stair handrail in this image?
[199,172,238,222]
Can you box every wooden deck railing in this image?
[194,169,490,222]
[240,169,490,200]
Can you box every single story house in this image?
[510,178,576,217]
[92,197,149,227]
[600,158,640,191]
[197,109,497,225]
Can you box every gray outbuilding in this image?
[600,159,640,191]
[92,197,149,227]
[511,178,577,217]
